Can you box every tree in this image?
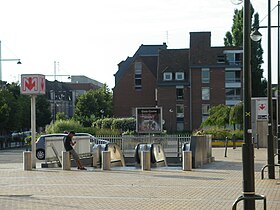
[224,8,243,47]
[224,4,266,97]
[74,84,113,126]
[56,112,67,121]
[229,102,243,130]
[201,104,231,128]
[36,95,52,128]
[0,83,52,133]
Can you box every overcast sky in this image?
[0,0,278,88]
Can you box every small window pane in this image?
[135,62,142,74]
[164,72,172,81]
[176,104,184,118]
[202,68,210,83]
[176,72,184,80]
[202,104,210,115]
[202,87,210,100]
[176,88,184,100]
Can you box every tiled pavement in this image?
[0,147,279,210]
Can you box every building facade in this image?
[46,75,103,121]
[113,32,242,132]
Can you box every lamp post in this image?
[0,40,22,82]
[250,0,277,179]
[277,1,280,164]
[266,0,275,180]
[231,0,266,209]
[241,0,255,208]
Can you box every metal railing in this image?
[95,134,191,158]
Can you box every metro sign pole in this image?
[21,74,46,168]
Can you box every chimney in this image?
[190,32,211,50]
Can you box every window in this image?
[176,104,184,118]
[202,104,210,115]
[135,62,142,74]
[225,52,242,65]
[225,71,241,83]
[176,86,184,100]
[163,72,172,81]
[201,68,210,83]
[202,87,210,100]
[175,72,184,80]
[202,104,210,122]
[225,88,241,100]
[217,55,226,63]
[135,62,142,90]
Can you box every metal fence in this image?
[0,136,25,150]
[95,134,191,158]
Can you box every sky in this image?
[0,0,279,89]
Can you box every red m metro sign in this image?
[21,74,46,95]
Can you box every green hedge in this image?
[194,128,243,140]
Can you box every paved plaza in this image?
[0,147,279,209]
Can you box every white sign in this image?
[256,99,268,120]
[21,74,46,95]
[136,107,163,133]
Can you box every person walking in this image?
[63,131,86,170]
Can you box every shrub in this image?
[95,128,121,135]
[111,118,135,132]
[101,118,114,129]
[194,127,243,140]
[45,119,83,134]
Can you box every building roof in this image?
[114,43,168,85]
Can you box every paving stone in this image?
[0,147,279,209]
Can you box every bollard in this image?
[141,151,151,171]
[102,151,111,170]
[182,151,192,171]
[23,151,32,171]
[62,151,70,170]
[224,137,228,157]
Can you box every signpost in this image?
[21,74,45,168]
[256,99,268,120]
[136,107,162,134]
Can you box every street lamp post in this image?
[232,0,266,209]
[278,0,280,165]
[266,0,275,180]
[241,0,255,208]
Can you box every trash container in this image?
[182,142,192,171]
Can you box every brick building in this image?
[113,32,242,132]
[46,75,103,121]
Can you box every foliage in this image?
[92,117,136,133]
[95,128,122,135]
[251,12,267,97]
[0,85,22,133]
[45,119,83,134]
[229,102,243,129]
[56,112,68,121]
[201,104,231,128]
[224,4,266,97]
[36,95,52,128]
[74,84,113,126]
[224,8,243,47]
[194,128,243,140]
[0,83,52,134]
[101,118,114,129]
[111,118,136,132]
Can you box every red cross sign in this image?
[21,74,46,95]
[256,99,268,120]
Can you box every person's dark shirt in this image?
[63,135,73,151]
